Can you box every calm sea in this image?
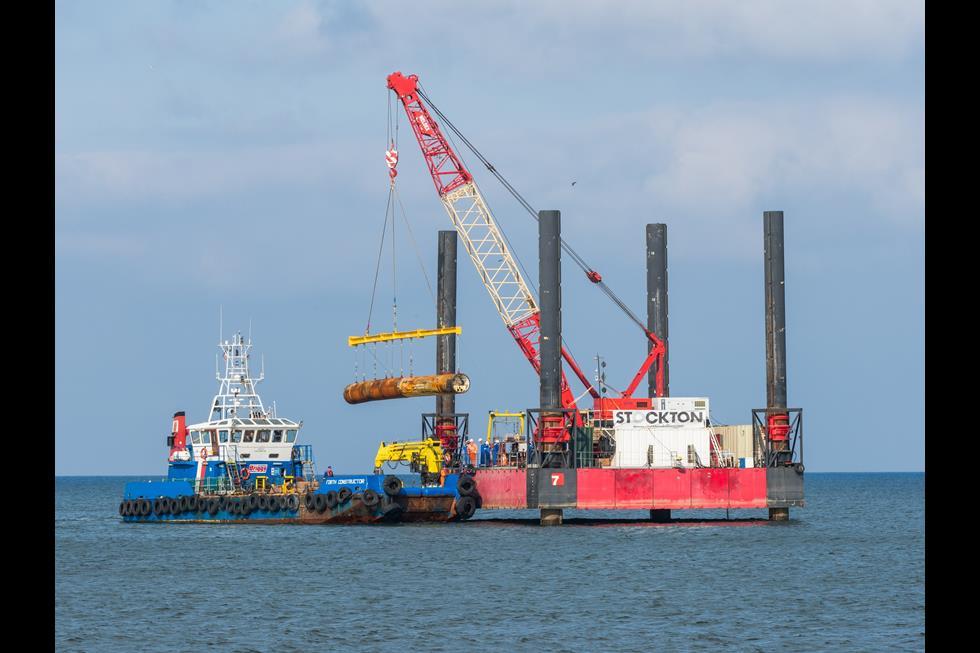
[55,473,923,652]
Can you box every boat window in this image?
[190,431,200,445]
[231,430,242,443]
[256,430,271,443]
[243,430,255,443]
[272,430,283,443]
[286,429,297,443]
[206,431,216,445]
[219,430,229,443]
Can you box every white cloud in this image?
[642,97,924,221]
[273,0,327,57]
[55,141,372,204]
[367,0,922,65]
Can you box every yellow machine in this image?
[487,411,525,441]
[374,438,444,485]
[486,411,527,468]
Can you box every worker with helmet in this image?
[466,438,478,467]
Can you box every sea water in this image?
[55,473,924,652]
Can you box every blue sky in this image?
[56,1,924,474]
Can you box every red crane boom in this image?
[386,72,665,417]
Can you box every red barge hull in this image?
[474,467,803,511]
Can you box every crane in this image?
[386,72,666,431]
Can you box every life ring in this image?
[240,465,250,480]
[200,448,208,460]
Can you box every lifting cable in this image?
[416,86,651,336]
[365,188,393,335]
[364,93,438,378]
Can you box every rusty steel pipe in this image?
[343,373,470,405]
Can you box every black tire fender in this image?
[380,502,403,521]
[207,498,220,516]
[338,487,352,504]
[361,488,381,508]
[119,501,127,516]
[362,489,380,507]
[324,491,338,509]
[457,475,477,497]
[247,494,259,511]
[286,494,300,512]
[313,493,327,513]
[153,498,165,515]
[257,495,269,511]
[304,492,316,511]
[382,476,403,496]
[455,495,477,520]
[795,462,805,474]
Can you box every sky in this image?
[55,0,924,474]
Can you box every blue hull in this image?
[120,473,467,524]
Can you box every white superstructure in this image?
[184,331,305,483]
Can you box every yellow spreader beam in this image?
[348,326,462,347]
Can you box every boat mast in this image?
[210,331,267,421]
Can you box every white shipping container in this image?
[611,425,711,468]
[713,424,755,462]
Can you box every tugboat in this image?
[119,331,477,524]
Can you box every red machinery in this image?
[387,73,666,432]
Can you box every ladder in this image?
[292,444,317,484]
[708,429,734,467]
[222,444,242,491]
[304,450,317,483]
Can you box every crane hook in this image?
[385,147,399,180]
